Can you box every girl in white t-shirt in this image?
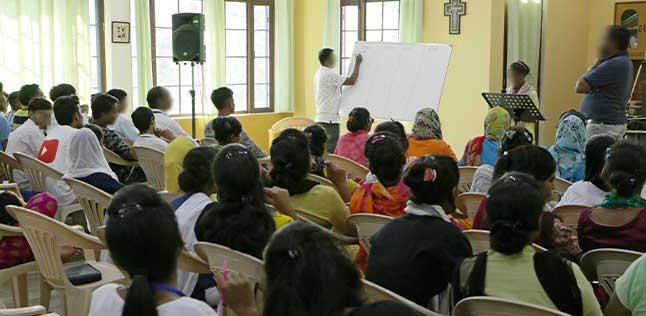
[89,184,214,316]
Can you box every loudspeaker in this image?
[172,13,205,63]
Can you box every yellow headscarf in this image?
[484,107,512,140]
[164,136,198,194]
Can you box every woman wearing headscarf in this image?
[459,107,512,166]
[406,108,457,161]
[547,112,587,182]
[63,128,124,194]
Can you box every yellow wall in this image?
[175,112,294,151]
[294,0,325,119]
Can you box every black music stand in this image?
[481,92,545,143]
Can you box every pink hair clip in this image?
[347,116,354,123]
[371,135,386,144]
[423,168,437,182]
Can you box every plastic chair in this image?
[63,178,111,236]
[323,154,369,180]
[462,230,546,254]
[305,173,335,187]
[0,152,21,183]
[454,296,570,316]
[553,177,573,197]
[458,167,478,193]
[346,213,392,253]
[6,206,125,316]
[0,223,39,308]
[579,248,642,297]
[13,153,82,223]
[456,192,486,222]
[0,305,60,316]
[552,204,590,230]
[267,117,315,148]
[199,137,218,146]
[102,147,138,167]
[132,146,165,191]
[362,280,442,316]
[177,250,211,274]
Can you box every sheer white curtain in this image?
[0,0,92,102]
[323,0,341,73]
[506,0,542,88]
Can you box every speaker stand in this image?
[189,62,197,139]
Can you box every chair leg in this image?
[59,290,67,316]
[65,286,93,316]
[39,278,52,309]
[11,273,29,307]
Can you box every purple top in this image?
[578,208,646,253]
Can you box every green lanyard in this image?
[598,192,646,209]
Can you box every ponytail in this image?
[123,275,157,316]
[490,221,532,255]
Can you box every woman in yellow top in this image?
[164,136,198,194]
[454,172,602,316]
[406,108,457,161]
[269,129,354,236]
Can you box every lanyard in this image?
[150,283,186,297]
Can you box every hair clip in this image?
[117,203,142,219]
[506,175,519,183]
[224,150,249,160]
[423,168,437,182]
[347,116,354,123]
[503,151,509,156]
[630,178,637,187]
[371,135,386,144]
[287,248,300,259]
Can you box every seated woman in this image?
[406,108,457,161]
[89,185,213,316]
[472,145,581,257]
[470,126,533,193]
[578,141,646,253]
[350,133,409,270]
[604,253,646,316]
[303,124,328,177]
[558,135,616,206]
[64,127,124,194]
[174,147,218,299]
[365,155,472,307]
[548,112,587,182]
[453,172,601,316]
[334,107,373,167]
[164,136,198,195]
[459,107,512,167]
[212,116,242,147]
[268,129,354,235]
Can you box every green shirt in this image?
[616,254,646,315]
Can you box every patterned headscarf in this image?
[484,107,512,140]
[548,114,586,181]
[412,108,442,139]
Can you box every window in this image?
[152,0,204,115]
[340,0,399,75]
[225,0,274,113]
[130,0,138,106]
[89,0,104,93]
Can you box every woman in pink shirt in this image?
[334,107,373,167]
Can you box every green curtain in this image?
[399,0,423,43]
[134,0,154,108]
[506,0,542,89]
[0,0,92,103]
[204,0,226,115]
[275,0,294,112]
[323,0,340,72]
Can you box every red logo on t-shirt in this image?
[38,139,60,163]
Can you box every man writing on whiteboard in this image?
[314,48,363,153]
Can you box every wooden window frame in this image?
[90,0,107,92]
[225,0,275,114]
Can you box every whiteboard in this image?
[340,42,452,121]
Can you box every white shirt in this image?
[133,134,169,152]
[89,283,215,316]
[6,119,46,190]
[175,192,213,295]
[314,66,346,123]
[152,109,189,138]
[109,114,139,141]
[557,181,607,207]
[37,125,78,206]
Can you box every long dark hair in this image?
[105,185,183,316]
[178,146,219,195]
[602,141,646,198]
[365,132,406,185]
[584,135,616,192]
[487,172,546,255]
[269,129,311,190]
[493,145,556,182]
[263,222,363,316]
[195,145,275,258]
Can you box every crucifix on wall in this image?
[444,0,466,35]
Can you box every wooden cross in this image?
[444,0,466,35]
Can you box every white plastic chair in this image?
[323,154,370,180]
[346,213,392,253]
[462,230,547,254]
[0,223,39,308]
[552,204,590,230]
[579,248,642,297]
[362,280,442,316]
[456,192,486,222]
[267,117,315,148]
[305,173,335,187]
[63,178,111,236]
[102,147,139,167]
[0,305,60,316]
[454,296,570,316]
[132,146,165,191]
[458,167,478,193]
[0,152,21,183]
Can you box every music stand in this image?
[482,92,545,144]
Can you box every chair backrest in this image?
[199,137,218,146]
[362,280,442,316]
[194,242,265,283]
[267,117,315,148]
[458,167,478,193]
[102,147,138,167]
[454,296,570,316]
[132,146,165,191]
[13,153,63,193]
[552,204,590,229]
[177,250,211,274]
[0,152,21,183]
[6,206,105,287]
[553,177,573,196]
[0,183,23,199]
[0,223,23,239]
[64,178,112,235]
[158,191,178,204]
[463,230,491,254]
[456,192,486,222]
[305,173,335,187]
[324,154,369,180]
[346,213,392,253]
[579,248,642,297]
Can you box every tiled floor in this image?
[0,271,64,314]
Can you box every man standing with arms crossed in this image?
[314,48,363,153]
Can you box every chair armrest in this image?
[0,223,22,237]
[0,306,47,316]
